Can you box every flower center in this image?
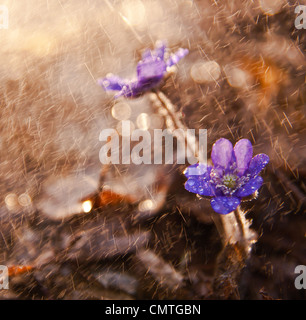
[222,174,237,189]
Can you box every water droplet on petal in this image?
[187,179,195,186]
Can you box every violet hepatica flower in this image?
[98,41,189,98]
[184,138,269,215]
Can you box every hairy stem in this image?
[219,206,257,256]
[151,90,200,160]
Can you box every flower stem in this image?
[218,211,241,244]
[151,90,200,160]
[219,206,257,256]
[233,207,246,242]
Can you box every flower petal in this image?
[98,74,127,91]
[141,48,152,60]
[153,41,166,59]
[211,138,233,169]
[183,163,212,178]
[166,48,189,67]
[114,80,139,98]
[184,178,215,196]
[234,139,253,176]
[210,196,240,215]
[137,59,166,84]
[184,164,215,196]
[235,176,263,197]
[247,153,269,177]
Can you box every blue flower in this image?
[184,138,269,215]
[98,41,189,98]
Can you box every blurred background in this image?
[0,0,305,299]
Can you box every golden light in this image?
[82,200,93,213]
[224,65,252,89]
[20,32,57,57]
[138,199,156,212]
[190,61,221,84]
[259,0,285,16]
[4,193,18,210]
[120,0,146,27]
[18,193,32,207]
[111,102,131,120]
[136,113,150,130]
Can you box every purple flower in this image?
[98,41,189,98]
[184,138,269,215]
